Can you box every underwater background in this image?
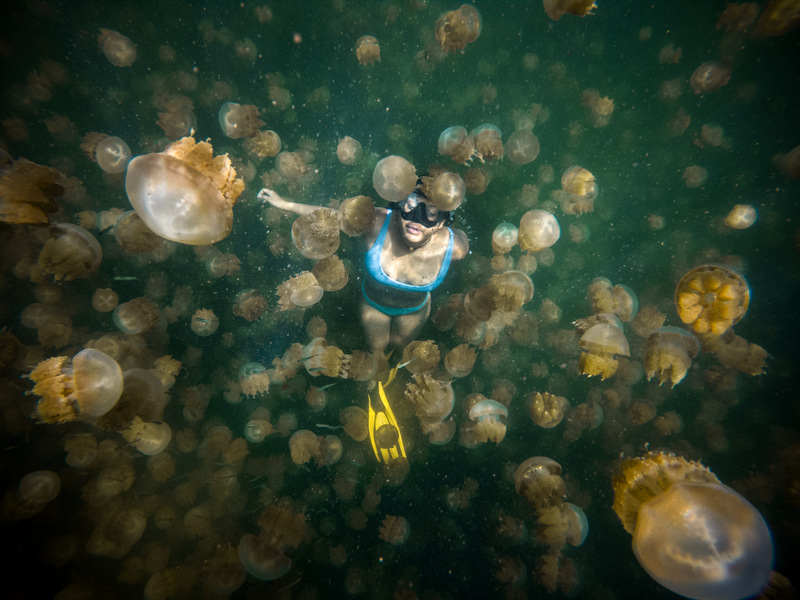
[1,1,799,599]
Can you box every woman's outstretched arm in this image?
[258,188,321,216]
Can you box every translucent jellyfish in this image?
[438,126,476,164]
[95,136,132,174]
[277,271,324,311]
[291,208,340,259]
[239,362,270,397]
[683,165,709,188]
[92,288,119,313]
[337,136,363,165]
[379,515,410,546]
[425,171,466,211]
[64,433,98,468]
[28,348,123,423]
[245,417,274,444]
[125,137,245,245]
[191,309,219,336]
[232,289,268,322]
[289,429,322,465]
[218,102,263,139]
[0,156,63,225]
[506,130,540,165]
[612,452,773,600]
[444,343,477,378]
[588,281,640,322]
[114,211,166,254]
[543,0,598,21]
[122,418,172,455]
[247,130,282,157]
[405,374,455,424]
[402,339,441,375]
[471,124,504,162]
[98,29,137,67]
[492,223,518,254]
[34,223,102,282]
[468,398,509,443]
[645,327,700,387]
[345,350,378,381]
[725,204,757,229]
[675,264,750,335]
[205,544,246,595]
[702,330,767,376]
[529,392,570,428]
[302,337,349,378]
[690,61,732,94]
[275,151,309,180]
[561,165,597,201]
[756,0,800,36]
[238,533,292,581]
[435,4,482,53]
[373,155,417,203]
[578,322,631,380]
[113,297,159,334]
[312,255,349,291]
[354,35,380,65]
[340,406,369,441]
[518,209,560,252]
[514,457,565,511]
[338,195,375,237]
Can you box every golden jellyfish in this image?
[338,195,375,236]
[114,210,167,254]
[683,165,709,188]
[506,130,541,165]
[354,35,380,65]
[471,124,504,162]
[113,297,159,334]
[716,3,760,33]
[518,209,560,253]
[645,326,700,387]
[578,322,631,379]
[337,136,363,165]
[2,470,61,521]
[402,339,441,375]
[561,165,597,199]
[289,429,322,465]
[701,330,767,376]
[247,130,282,158]
[346,350,378,381]
[444,343,477,378]
[529,391,570,428]
[245,414,274,444]
[543,0,597,21]
[468,398,509,443]
[291,208,340,259]
[425,171,466,211]
[632,304,666,338]
[405,374,455,424]
[232,289,267,322]
[312,255,349,291]
[275,151,309,179]
[492,222,518,254]
[0,157,63,225]
[125,137,244,245]
[190,308,219,336]
[340,406,369,441]
[205,544,246,596]
[95,136,132,174]
[302,337,349,378]
[690,61,732,94]
[98,29,137,67]
[514,457,565,511]
[239,362,270,397]
[218,102,263,139]
[378,515,410,546]
[92,288,119,313]
[64,433,98,468]
[33,223,102,282]
[372,155,417,203]
[434,4,482,53]
[121,417,172,455]
[756,0,800,36]
[438,126,477,164]
[277,271,324,310]
[28,348,123,423]
[675,264,750,335]
[725,204,757,229]
[612,452,773,600]
[237,533,291,581]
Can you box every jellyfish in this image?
[444,343,477,378]
[0,156,63,225]
[562,165,597,198]
[690,61,732,94]
[245,416,274,444]
[514,457,566,511]
[114,210,167,254]
[644,326,700,387]
[537,502,589,548]
[33,223,102,282]
[683,165,709,188]
[190,309,219,336]
[701,330,768,376]
[346,350,378,381]
[492,223,519,254]
[276,151,309,179]
[2,470,61,521]
[340,406,369,442]
[518,209,560,253]
[675,264,750,335]
[289,430,322,466]
[312,255,349,291]
[435,4,482,53]
[302,337,349,378]
[125,137,245,245]
[247,130,282,157]
[506,130,541,165]
[337,136,363,165]
[218,102,263,139]
[92,288,119,313]
[98,29,137,67]
[424,171,466,211]
[64,433,98,468]
[291,208,340,259]
[756,0,800,36]
[354,35,380,65]
[373,155,417,203]
[405,374,455,424]
[277,272,324,311]
[239,362,270,397]
[438,126,476,164]
[338,195,375,236]
[402,340,441,375]
[232,289,268,322]
[28,348,123,423]
[468,398,509,443]
[471,124,504,162]
[205,544,246,595]
[237,534,292,581]
[725,204,757,229]
[612,452,773,600]
[379,515,410,546]
[112,297,159,334]
[122,417,172,455]
[578,322,631,380]
[529,392,570,428]
[95,136,131,174]
[543,0,598,21]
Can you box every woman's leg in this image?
[360,300,391,353]
[390,296,431,349]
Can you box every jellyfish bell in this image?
[99,29,137,67]
[435,4,482,53]
[125,137,244,245]
[514,456,565,510]
[218,102,263,139]
[492,223,519,254]
[561,166,597,199]
[35,223,103,282]
[674,264,750,336]
[373,156,417,203]
[645,326,700,387]
[518,209,560,252]
[578,322,631,380]
[291,208,340,259]
[564,503,589,546]
[95,136,132,174]
[543,0,598,21]
[238,533,292,581]
[690,61,732,94]
[426,171,466,211]
[506,130,541,165]
[468,398,509,443]
[337,136,363,165]
[725,204,757,229]
[438,126,476,164]
[338,195,375,236]
[471,124,504,162]
[354,35,381,66]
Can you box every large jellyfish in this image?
[675,264,750,335]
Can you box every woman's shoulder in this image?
[450,227,469,260]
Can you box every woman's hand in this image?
[258,188,287,208]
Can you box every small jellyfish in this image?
[113,297,159,334]
[725,204,757,229]
[612,452,773,600]
[312,255,349,292]
[518,209,560,253]
[543,0,598,21]
[291,208,340,259]
[2,470,61,521]
[675,264,750,335]
[578,322,631,380]
[506,130,541,165]
[514,457,565,511]
[218,102,263,139]
[92,288,119,313]
[113,211,166,254]
[122,418,172,455]
[354,36,380,65]
[338,195,375,236]
[444,343,477,378]
[492,223,519,254]
[64,433,98,468]
[405,374,455,424]
[276,151,308,179]
[191,309,219,336]
[402,340,441,375]
[289,429,322,465]
[438,126,476,164]
[247,130,282,158]
[645,327,700,387]
[232,289,268,322]
[426,171,466,211]
[529,392,570,428]
[756,0,800,37]
[95,136,132,174]
[690,61,732,94]
[276,272,324,311]
[468,398,509,443]
[239,362,270,397]
[98,29,137,67]
[337,136,363,165]
[34,223,103,282]
[471,124,504,162]
[28,348,124,423]
[435,4,482,53]
[340,406,369,441]
[237,534,292,581]
[378,515,410,546]
[373,155,417,203]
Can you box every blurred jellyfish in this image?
[506,130,540,165]
[34,223,102,282]
[247,130,282,157]
[543,0,598,21]
[492,223,518,254]
[425,171,466,211]
[373,155,417,203]
[378,515,410,545]
[98,29,136,67]
[122,418,172,455]
[64,433,98,468]
[725,204,757,229]
[291,208,340,259]
[578,322,630,380]
[515,457,565,511]
[191,309,219,336]
[435,4,482,53]
[354,36,380,65]
[340,406,369,441]
[232,289,268,322]
[218,102,263,139]
[289,429,322,465]
[675,264,750,335]
[239,362,270,397]
[92,288,119,313]
[337,136,362,165]
[95,136,132,174]
[690,61,732,94]
[438,126,476,164]
[444,343,477,378]
[277,272,324,311]
[338,195,375,236]
[612,452,773,600]
[113,297,159,334]
[276,151,308,180]
[645,327,700,387]
[683,165,709,188]
[1,470,61,521]
[529,392,570,428]
[468,398,509,443]
[471,124,504,162]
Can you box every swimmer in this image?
[258,183,468,353]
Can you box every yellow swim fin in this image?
[368,379,407,464]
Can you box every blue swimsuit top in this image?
[364,210,454,293]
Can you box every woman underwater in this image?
[258,183,469,353]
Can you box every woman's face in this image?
[396,194,444,246]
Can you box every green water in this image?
[1,1,799,599]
